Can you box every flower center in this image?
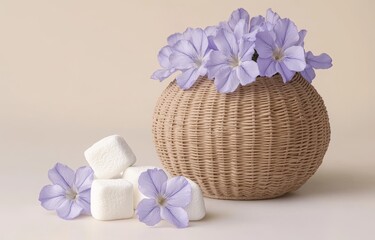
[157,196,166,206]
[66,189,78,200]
[195,57,203,68]
[273,48,284,61]
[229,56,241,67]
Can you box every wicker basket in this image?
[152,73,330,200]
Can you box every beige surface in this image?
[0,0,374,239]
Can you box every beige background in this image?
[0,0,374,239]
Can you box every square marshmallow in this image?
[185,179,206,221]
[122,166,168,209]
[91,179,134,220]
[84,135,136,179]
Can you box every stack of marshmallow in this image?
[84,135,206,221]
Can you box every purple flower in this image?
[136,168,192,228]
[301,51,332,82]
[152,28,211,90]
[168,28,211,89]
[38,163,94,220]
[255,18,306,82]
[206,29,259,93]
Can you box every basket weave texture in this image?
[152,73,330,200]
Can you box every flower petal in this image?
[56,200,84,220]
[306,51,333,69]
[255,31,275,58]
[237,61,259,85]
[213,29,239,56]
[76,189,91,215]
[138,168,168,199]
[274,18,299,49]
[283,46,306,71]
[38,184,66,210]
[158,46,173,69]
[296,29,307,46]
[136,198,161,226]
[161,206,189,228]
[301,66,316,83]
[151,68,176,81]
[204,26,218,37]
[276,62,295,83]
[75,166,94,192]
[257,57,277,77]
[233,19,249,41]
[265,8,281,27]
[167,33,183,47]
[173,39,198,60]
[169,43,196,70]
[207,35,218,51]
[48,163,75,190]
[215,68,240,93]
[182,28,194,41]
[189,28,208,56]
[206,51,229,79]
[239,38,255,62]
[250,15,265,32]
[164,176,191,208]
[176,68,200,90]
[228,8,250,31]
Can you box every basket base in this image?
[202,191,291,200]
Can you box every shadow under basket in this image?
[152,73,330,200]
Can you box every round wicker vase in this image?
[152,73,330,200]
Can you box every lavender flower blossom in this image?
[151,8,332,91]
[136,168,191,228]
[300,51,333,82]
[152,28,211,89]
[207,29,259,93]
[255,18,306,82]
[38,163,94,220]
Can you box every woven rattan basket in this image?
[152,73,330,200]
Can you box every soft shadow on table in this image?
[283,165,375,199]
[198,211,226,222]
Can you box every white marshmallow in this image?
[122,166,168,209]
[91,179,134,220]
[185,179,206,221]
[84,135,136,179]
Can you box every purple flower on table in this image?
[300,51,333,82]
[168,28,211,89]
[38,163,94,220]
[136,168,192,228]
[206,29,259,93]
[255,18,306,82]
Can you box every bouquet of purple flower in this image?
[152,8,332,93]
